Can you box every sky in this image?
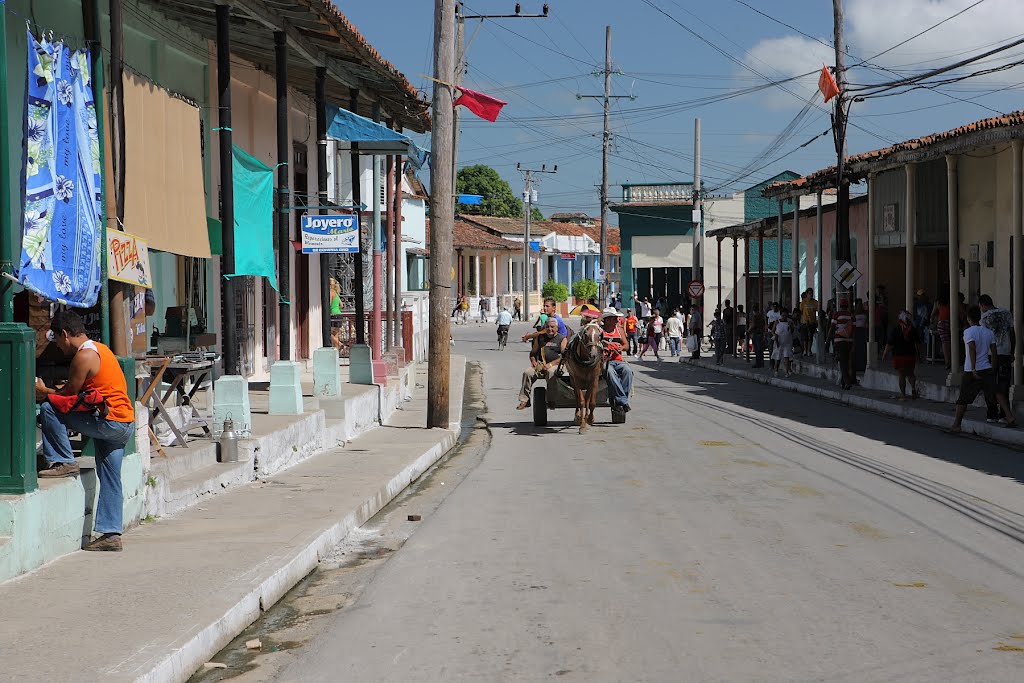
[339,0,1024,223]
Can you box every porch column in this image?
[744,235,751,362]
[816,190,826,363]
[867,173,877,368]
[732,236,739,355]
[508,255,513,292]
[947,155,962,384]
[717,236,723,312]
[491,253,498,301]
[758,229,765,312]
[905,162,917,311]
[474,253,481,300]
[776,199,784,307]
[1014,140,1024,392]
[791,200,800,308]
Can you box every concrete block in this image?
[269,361,304,416]
[214,375,252,437]
[382,351,401,377]
[349,344,374,385]
[372,360,388,385]
[312,347,342,398]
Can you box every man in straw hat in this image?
[599,308,633,412]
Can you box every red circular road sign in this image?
[687,280,705,299]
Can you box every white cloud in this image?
[742,0,1024,109]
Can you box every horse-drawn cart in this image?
[532,372,627,427]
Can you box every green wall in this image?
[613,203,694,305]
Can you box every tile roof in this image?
[763,110,1024,197]
[425,218,523,251]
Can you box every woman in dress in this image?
[772,310,795,377]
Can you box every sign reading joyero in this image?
[300,215,360,253]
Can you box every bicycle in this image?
[497,325,509,350]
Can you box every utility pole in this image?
[578,26,633,303]
[833,0,851,275]
[427,0,456,429]
[692,118,702,298]
[517,164,557,323]
[454,3,550,200]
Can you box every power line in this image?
[854,0,990,66]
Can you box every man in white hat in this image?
[599,307,633,412]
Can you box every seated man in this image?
[599,307,633,412]
[517,318,566,410]
[35,311,136,552]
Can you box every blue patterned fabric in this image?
[19,32,102,308]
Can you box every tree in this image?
[542,279,569,303]
[572,278,598,302]
[531,206,544,221]
[456,164,524,217]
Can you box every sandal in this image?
[516,401,530,410]
[943,427,963,435]
[1002,421,1018,429]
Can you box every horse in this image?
[563,321,604,433]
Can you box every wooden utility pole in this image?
[108,0,127,354]
[517,164,557,323]
[692,117,701,297]
[833,0,851,268]
[600,26,611,302]
[578,26,633,303]
[427,0,456,429]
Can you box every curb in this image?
[687,358,1024,449]
[143,428,459,683]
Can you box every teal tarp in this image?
[228,145,277,290]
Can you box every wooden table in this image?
[145,358,214,448]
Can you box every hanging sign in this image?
[560,252,577,260]
[832,261,863,289]
[106,231,152,288]
[301,214,360,253]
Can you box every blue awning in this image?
[326,104,413,154]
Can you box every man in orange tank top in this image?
[35,311,135,552]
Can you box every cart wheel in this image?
[533,386,548,426]
[611,406,626,424]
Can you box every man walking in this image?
[830,299,856,390]
[948,305,1017,433]
[979,294,1015,424]
[799,289,819,357]
[748,302,766,368]
[722,300,734,356]
[35,311,136,551]
[664,309,683,356]
[687,304,703,359]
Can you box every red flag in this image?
[818,65,840,103]
[454,87,508,122]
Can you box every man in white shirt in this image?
[948,305,1017,433]
[979,294,1015,423]
[664,311,683,356]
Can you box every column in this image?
[776,199,784,307]
[717,237,723,312]
[758,229,765,309]
[905,162,917,311]
[791,200,800,308]
[491,254,498,303]
[947,155,962,384]
[508,255,513,292]
[473,252,481,300]
[815,190,825,363]
[732,237,739,355]
[744,235,751,362]
[1013,140,1023,393]
[867,173,877,368]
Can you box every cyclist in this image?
[495,306,513,346]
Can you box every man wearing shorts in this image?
[947,305,1017,433]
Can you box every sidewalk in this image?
[0,359,466,683]
[686,353,1024,449]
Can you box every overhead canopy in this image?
[326,104,416,155]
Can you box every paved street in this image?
[269,321,1024,682]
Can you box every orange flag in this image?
[818,65,840,103]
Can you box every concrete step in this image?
[145,458,252,520]
[148,440,220,480]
